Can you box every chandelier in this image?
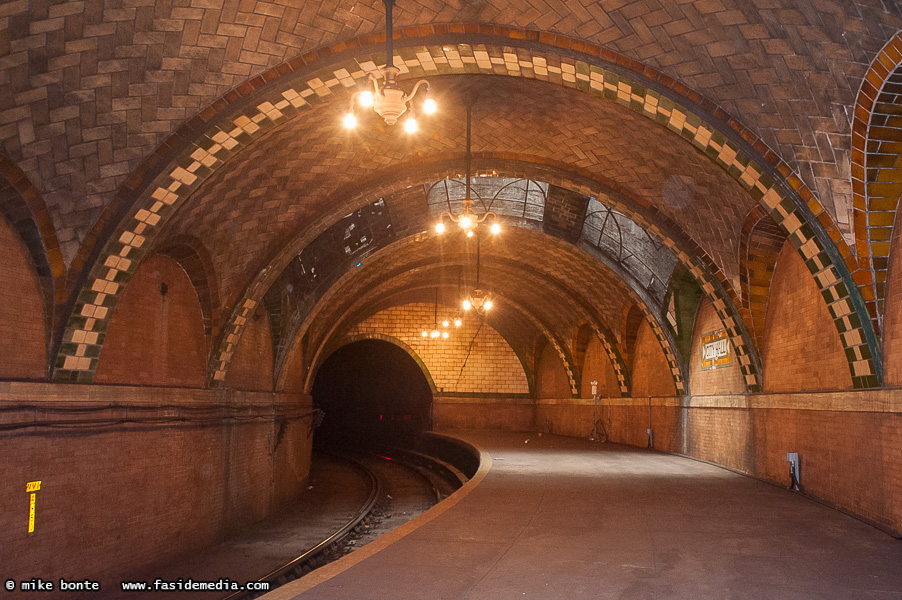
[462,235,494,314]
[421,289,461,339]
[435,102,500,237]
[343,0,436,133]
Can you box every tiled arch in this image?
[851,31,902,334]
[303,263,584,399]
[209,158,719,396]
[0,155,65,353]
[332,333,438,393]
[52,27,878,387]
[154,235,221,339]
[307,286,540,398]
[738,205,787,353]
[289,236,676,399]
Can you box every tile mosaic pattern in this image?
[590,323,631,397]
[738,206,788,353]
[851,32,902,334]
[301,228,658,399]
[52,31,877,389]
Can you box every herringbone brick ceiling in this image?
[303,227,636,358]
[171,75,751,304]
[2,0,899,260]
[2,0,902,344]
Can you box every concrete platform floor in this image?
[266,431,902,600]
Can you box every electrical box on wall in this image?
[786,452,801,491]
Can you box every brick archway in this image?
[851,32,902,336]
[0,155,64,363]
[325,333,438,394]
[52,28,879,388]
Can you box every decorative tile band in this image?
[850,31,902,333]
[52,34,877,390]
[592,324,631,397]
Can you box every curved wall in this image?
[0,216,46,379]
[226,309,274,391]
[580,336,621,398]
[535,340,572,399]
[688,298,746,395]
[345,303,529,395]
[761,242,852,392]
[95,255,206,387]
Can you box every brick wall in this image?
[535,340,571,399]
[761,241,852,392]
[688,298,747,395]
[0,216,46,379]
[226,309,274,391]
[433,396,534,431]
[0,383,313,594]
[347,303,528,395]
[279,339,306,393]
[883,221,902,385]
[630,320,677,397]
[95,255,206,387]
[515,393,902,533]
[580,336,620,398]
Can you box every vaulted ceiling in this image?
[2,0,900,390]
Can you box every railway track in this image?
[223,446,467,600]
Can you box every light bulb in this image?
[454,318,462,327]
[466,230,474,238]
[490,222,501,234]
[442,331,449,339]
[359,91,374,107]
[343,112,357,129]
[431,330,439,338]
[435,222,445,234]
[423,98,437,114]
[459,216,472,230]
[484,299,493,310]
[463,300,472,311]
[442,320,449,328]
[404,117,418,133]
[422,330,428,337]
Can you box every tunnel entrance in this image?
[311,339,433,449]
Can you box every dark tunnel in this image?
[311,339,433,449]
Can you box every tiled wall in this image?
[346,303,529,395]
[882,221,902,385]
[0,215,46,379]
[580,336,621,398]
[94,254,207,387]
[688,298,747,395]
[226,308,274,392]
[631,320,678,397]
[535,340,572,399]
[761,242,853,392]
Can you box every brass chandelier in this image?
[343,0,436,133]
[435,102,501,237]
[421,289,461,339]
[463,235,494,314]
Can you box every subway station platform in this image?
[266,431,902,600]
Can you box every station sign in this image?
[701,329,731,370]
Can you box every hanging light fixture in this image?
[421,289,451,340]
[462,235,494,314]
[435,101,501,237]
[343,0,436,131]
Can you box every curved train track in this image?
[224,447,466,600]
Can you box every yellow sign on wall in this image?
[26,481,41,535]
[701,329,732,370]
